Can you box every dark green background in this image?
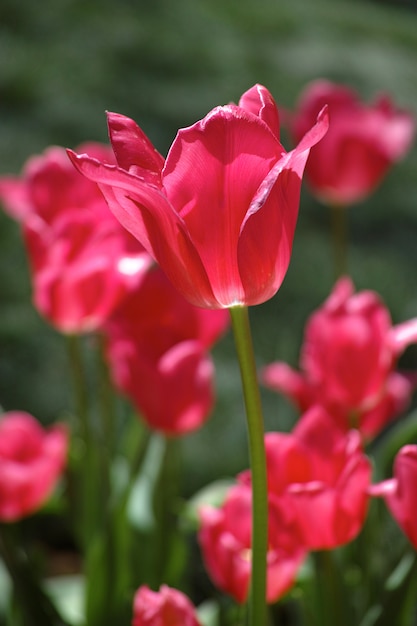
[1,0,417,492]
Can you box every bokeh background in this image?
[1,0,417,495]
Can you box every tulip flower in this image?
[370,445,417,549]
[289,79,415,206]
[0,144,150,333]
[104,266,229,435]
[0,411,68,522]
[198,482,306,604]
[68,84,328,309]
[132,585,202,626]
[262,277,417,439]
[263,406,371,549]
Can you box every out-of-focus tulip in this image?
[68,84,328,309]
[132,585,202,626]
[104,266,229,435]
[370,445,417,549]
[263,406,371,550]
[262,277,417,439]
[289,79,415,206]
[0,144,150,333]
[198,482,306,604]
[0,411,68,522]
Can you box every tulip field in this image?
[1,1,417,625]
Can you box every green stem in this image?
[65,335,91,448]
[330,204,348,278]
[229,306,268,626]
[95,333,117,620]
[154,436,181,585]
[96,333,116,460]
[65,334,97,548]
[312,550,351,626]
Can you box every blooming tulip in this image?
[198,482,306,604]
[68,84,328,308]
[0,144,150,333]
[0,411,68,522]
[262,406,371,550]
[370,445,417,549]
[104,266,229,435]
[262,277,417,439]
[132,585,201,626]
[289,79,415,206]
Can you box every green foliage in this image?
[1,1,417,624]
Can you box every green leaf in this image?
[359,552,417,626]
[0,557,12,616]
[127,434,166,531]
[182,479,235,530]
[197,599,220,626]
[45,575,85,626]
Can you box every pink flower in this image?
[289,79,415,206]
[263,406,371,550]
[132,585,201,626]
[104,266,229,435]
[0,411,68,522]
[198,482,306,604]
[262,277,417,439]
[0,144,150,333]
[68,84,328,308]
[370,445,417,549]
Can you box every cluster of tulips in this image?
[0,80,416,626]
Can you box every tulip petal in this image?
[237,106,329,304]
[390,318,417,355]
[67,151,216,307]
[372,446,417,548]
[238,84,280,138]
[163,106,283,306]
[0,177,31,221]
[110,340,214,435]
[261,362,314,411]
[0,412,68,522]
[106,112,164,183]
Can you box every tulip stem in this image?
[229,305,268,626]
[66,334,91,449]
[95,333,118,620]
[312,550,351,626]
[66,335,97,546]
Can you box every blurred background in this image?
[1,0,417,495]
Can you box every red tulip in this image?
[198,482,306,604]
[264,406,371,549]
[370,445,417,549]
[132,585,202,626]
[289,79,415,206]
[262,277,417,439]
[104,266,229,435]
[0,144,150,333]
[0,411,68,522]
[68,84,328,308]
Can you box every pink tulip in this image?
[0,411,68,522]
[68,84,328,308]
[198,482,306,604]
[132,585,201,626]
[104,266,229,435]
[262,277,417,439]
[370,445,417,549]
[0,144,150,333]
[264,406,371,549]
[289,79,415,206]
